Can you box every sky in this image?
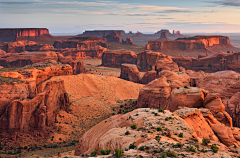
[0,0,240,34]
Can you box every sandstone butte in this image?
[0,64,77,132]
[0,28,50,42]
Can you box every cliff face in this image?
[0,28,50,42]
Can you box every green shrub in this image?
[202,138,211,146]
[155,136,161,142]
[129,143,136,149]
[201,148,207,153]
[166,149,177,157]
[158,108,165,113]
[125,131,130,135]
[156,127,163,131]
[124,110,129,114]
[24,146,28,149]
[178,133,183,137]
[131,124,137,129]
[187,145,196,152]
[0,146,3,150]
[91,151,98,157]
[177,87,180,89]
[172,143,183,148]
[184,86,189,88]
[211,144,218,153]
[114,148,124,157]
[100,149,111,155]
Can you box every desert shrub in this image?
[184,86,189,88]
[129,143,136,149]
[114,148,124,157]
[158,108,165,113]
[202,138,211,146]
[156,127,163,131]
[125,131,130,135]
[201,148,207,153]
[124,110,129,114]
[0,146,3,150]
[172,143,183,148]
[178,133,183,137]
[100,149,111,155]
[131,124,137,129]
[211,144,218,153]
[166,149,177,157]
[155,136,161,142]
[187,145,196,152]
[91,151,98,157]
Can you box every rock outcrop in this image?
[158,32,169,42]
[227,92,240,127]
[120,64,139,83]
[102,50,137,67]
[140,71,157,84]
[0,79,69,131]
[75,108,240,157]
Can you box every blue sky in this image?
[0,0,240,34]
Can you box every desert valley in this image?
[0,27,239,158]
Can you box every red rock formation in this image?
[0,28,50,42]
[173,52,240,73]
[227,92,240,127]
[0,40,45,53]
[0,79,69,132]
[122,37,133,45]
[146,36,233,53]
[102,49,137,67]
[137,51,167,71]
[69,60,85,75]
[103,31,121,43]
[158,32,169,42]
[120,64,139,83]
[53,38,108,49]
[174,108,219,142]
[140,71,157,84]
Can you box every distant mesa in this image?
[0,28,53,42]
[134,31,143,37]
[80,30,125,38]
[122,37,134,45]
[146,35,234,55]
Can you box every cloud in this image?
[205,0,240,7]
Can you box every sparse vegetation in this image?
[202,138,211,146]
[131,124,137,129]
[100,149,111,155]
[114,148,124,157]
[211,144,219,153]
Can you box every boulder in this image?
[167,87,208,112]
[120,64,139,83]
[137,77,172,109]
